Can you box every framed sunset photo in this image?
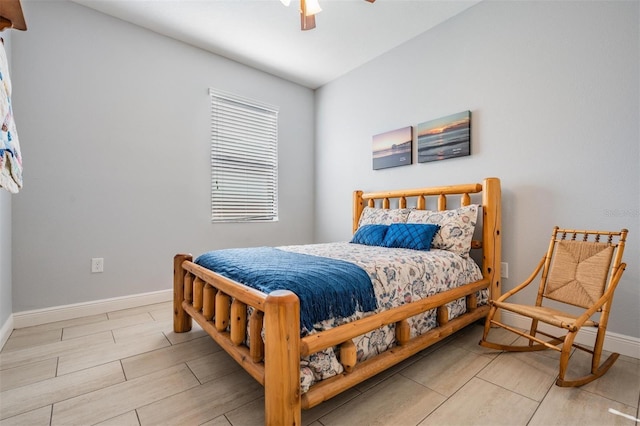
[417,111,471,163]
[372,126,413,170]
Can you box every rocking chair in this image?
[479,226,628,387]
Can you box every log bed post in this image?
[482,177,502,320]
[353,190,364,234]
[173,253,193,333]
[264,290,301,426]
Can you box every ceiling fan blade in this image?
[0,0,27,30]
[365,0,376,3]
[300,12,316,31]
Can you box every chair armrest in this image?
[493,256,546,303]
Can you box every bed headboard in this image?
[352,177,502,301]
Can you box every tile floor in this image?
[1,301,639,426]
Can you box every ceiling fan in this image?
[280,0,376,31]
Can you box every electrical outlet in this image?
[91,258,104,273]
[501,262,508,279]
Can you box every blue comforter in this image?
[195,247,377,332]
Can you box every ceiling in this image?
[71,0,481,89]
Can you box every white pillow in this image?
[358,207,412,227]
[406,205,478,256]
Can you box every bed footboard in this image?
[174,254,302,425]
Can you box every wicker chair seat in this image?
[492,301,595,331]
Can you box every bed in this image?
[173,177,501,425]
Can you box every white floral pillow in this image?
[358,207,412,227]
[406,205,478,257]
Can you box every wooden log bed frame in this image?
[173,177,502,425]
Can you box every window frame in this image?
[209,88,279,223]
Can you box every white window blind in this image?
[209,89,279,222]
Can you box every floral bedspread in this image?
[278,242,485,392]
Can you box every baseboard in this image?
[501,311,640,360]
[11,289,172,329]
[0,313,14,351]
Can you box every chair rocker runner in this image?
[479,226,628,387]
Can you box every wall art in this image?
[417,111,470,163]
[372,126,413,170]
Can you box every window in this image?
[209,89,279,222]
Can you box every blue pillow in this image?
[351,224,389,246]
[382,223,440,251]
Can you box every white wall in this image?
[315,1,639,339]
[0,190,11,328]
[10,1,315,312]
